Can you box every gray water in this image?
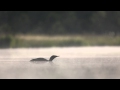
[0,46,120,79]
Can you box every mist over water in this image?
[0,46,120,79]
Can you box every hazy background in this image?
[0,11,120,48]
[0,11,120,35]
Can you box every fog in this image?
[0,46,120,79]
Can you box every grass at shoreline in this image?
[0,34,120,48]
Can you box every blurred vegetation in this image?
[0,11,120,35]
[0,11,120,48]
[0,35,120,48]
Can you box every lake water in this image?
[0,46,120,79]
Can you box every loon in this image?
[30,55,59,62]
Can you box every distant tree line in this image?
[0,11,120,36]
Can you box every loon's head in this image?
[49,55,59,61]
[52,55,59,57]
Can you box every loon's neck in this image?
[49,56,56,61]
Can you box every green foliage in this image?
[0,35,120,48]
[0,35,13,48]
[0,11,120,35]
[0,11,120,48]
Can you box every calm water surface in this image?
[0,46,120,79]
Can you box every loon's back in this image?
[30,58,48,61]
[30,55,59,62]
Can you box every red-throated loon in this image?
[30,55,59,62]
